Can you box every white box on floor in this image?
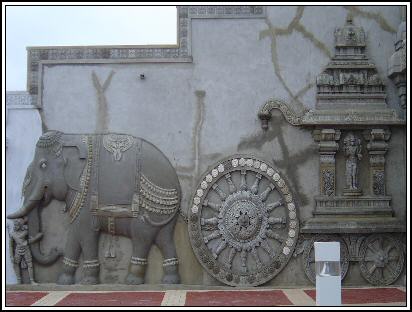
[315,242,341,306]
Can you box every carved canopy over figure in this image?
[343,132,362,191]
[7,217,43,284]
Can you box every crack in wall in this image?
[293,82,314,104]
[259,5,396,115]
[177,90,206,178]
[176,90,206,220]
[237,114,317,206]
[193,90,206,179]
[38,108,48,133]
[92,70,115,133]
[344,6,397,33]
[259,6,332,115]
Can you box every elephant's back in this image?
[138,138,181,199]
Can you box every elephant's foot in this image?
[162,260,180,284]
[80,276,100,285]
[125,273,144,285]
[57,273,75,285]
[162,273,180,284]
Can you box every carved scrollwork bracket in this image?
[258,99,302,130]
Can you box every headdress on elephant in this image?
[36,131,63,157]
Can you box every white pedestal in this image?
[314,242,342,306]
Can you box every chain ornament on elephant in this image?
[7,131,182,285]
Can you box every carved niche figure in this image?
[7,217,43,284]
[343,132,362,194]
[7,131,181,285]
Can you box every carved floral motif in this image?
[188,156,299,286]
[103,134,133,161]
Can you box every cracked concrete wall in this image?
[7,6,405,286]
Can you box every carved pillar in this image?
[388,8,406,113]
[363,129,391,196]
[313,129,341,196]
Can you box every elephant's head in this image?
[8,131,68,219]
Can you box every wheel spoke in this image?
[251,248,262,270]
[241,249,247,272]
[368,264,377,274]
[367,243,380,255]
[384,243,395,255]
[250,174,262,195]
[260,184,275,202]
[266,229,283,243]
[266,199,284,212]
[375,266,383,281]
[202,199,221,212]
[212,184,227,201]
[385,262,398,277]
[375,237,383,252]
[226,247,236,269]
[213,240,227,259]
[261,239,276,258]
[203,231,221,243]
[240,169,247,191]
[364,256,377,262]
[388,255,399,262]
[225,173,237,194]
[201,217,218,226]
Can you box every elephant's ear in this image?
[61,135,88,192]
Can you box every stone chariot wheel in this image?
[188,155,299,286]
[359,234,404,286]
[302,235,349,285]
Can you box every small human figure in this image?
[343,132,362,191]
[7,217,43,284]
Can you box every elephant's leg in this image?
[126,218,157,285]
[155,217,180,284]
[57,234,81,285]
[79,230,100,285]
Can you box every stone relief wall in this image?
[6,6,406,287]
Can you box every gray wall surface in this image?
[6,6,406,286]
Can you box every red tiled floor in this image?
[6,292,49,306]
[304,288,406,304]
[185,290,292,306]
[55,291,165,306]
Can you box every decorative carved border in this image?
[6,91,35,108]
[27,6,265,107]
[258,99,303,128]
[258,99,405,128]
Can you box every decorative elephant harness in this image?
[67,134,179,230]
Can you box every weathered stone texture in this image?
[6,6,406,287]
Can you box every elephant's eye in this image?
[40,161,47,169]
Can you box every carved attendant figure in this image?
[7,131,181,285]
[343,132,362,193]
[7,218,43,284]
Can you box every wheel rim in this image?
[188,155,299,286]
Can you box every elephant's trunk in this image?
[27,206,62,265]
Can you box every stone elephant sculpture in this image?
[7,131,181,285]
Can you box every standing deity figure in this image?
[7,217,43,284]
[343,132,362,194]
